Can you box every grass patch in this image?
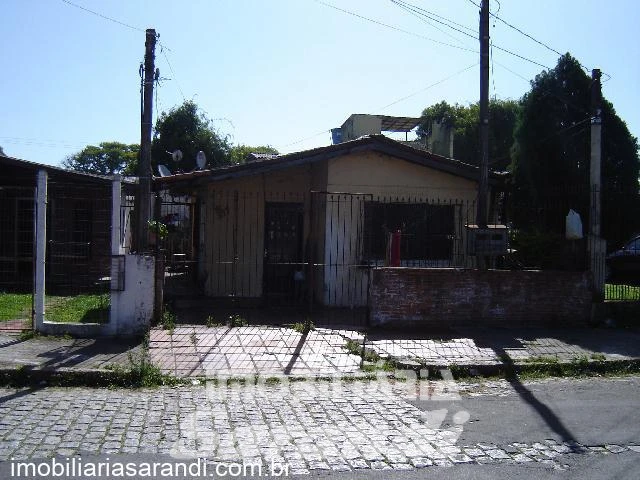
[291,318,315,334]
[106,351,183,388]
[161,309,176,332]
[228,314,247,327]
[605,283,640,301]
[344,339,381,363]
[206,315,225,328]
[45,294,110,323]
[521,355,559,364]
[0,293,32,321]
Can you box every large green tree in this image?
[62,142,139,175]
[151,100,231,173]
[229,144,279,164]
[510,53,640,244]
[417,99,519,169]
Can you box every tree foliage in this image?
[229,144,279,164]
[62,142,139,175]
[151,100,231,173]
[417,99,519,169]
[0,145,5,156]
[510,53,640,244]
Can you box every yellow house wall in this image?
[198,150,483,306]
[199,164,325,298]
[322,151,480,306]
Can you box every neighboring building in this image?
[156,133,500,308]
[0,154,113,294]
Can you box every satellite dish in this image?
[196,151,206,170]
[171,149,183,163]
[158,164,172,177]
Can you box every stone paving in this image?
[149,326,363,377]
[147,326,640,378]
[0,334,139,371]
[1,326,640,379]
[0,382,638,473]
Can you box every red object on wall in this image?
[390,230,401,267]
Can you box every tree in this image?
[151,100,231,173]
[229,145,279,164]
[417,99,519,169]
[0,145,5,156]
[510,53,640,244]
[62,142,139,175]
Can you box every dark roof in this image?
[379,116,421,132]
[155,134,497,188]
[0,154,113,184]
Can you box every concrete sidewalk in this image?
[1,325,639,379]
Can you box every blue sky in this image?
[2,0,639,167]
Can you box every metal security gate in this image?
[264,202,304,305]
[0,187,35,331]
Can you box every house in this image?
[0,154,113,295]
[156,120,501,309]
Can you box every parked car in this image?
[606,235,640,282]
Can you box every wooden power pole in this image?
[477,0,490,230]
[136,28,157,252]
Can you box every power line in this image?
[385,0,552,70]
[375,63,478,112]
[494,60,590,115]
[312,0,478,54]
[159,44,186,102]
[390,0,474,47]
[391,0,477,40]
[60,0,144,32]
[279,62,478,151]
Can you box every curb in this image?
[2,358,639,388]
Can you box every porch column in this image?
[33,170,47,331]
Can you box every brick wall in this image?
[370,268,592,328]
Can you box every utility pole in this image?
[590,69,602,238]
[477,0,490,230]
[135,28,157,252]
[589,68,605,301]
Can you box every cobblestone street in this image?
[1,379,638,474]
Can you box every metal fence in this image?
[0,186,35,331]
[43,181,112,324]
[504,185,640,302]
[172,189,481,315]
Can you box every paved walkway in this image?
[148,326,363,377]
[148,326,640,378]
[0,381,639,472]
[0,326,639,378]
[0,334,139,372]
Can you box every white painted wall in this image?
[110,254,155,335]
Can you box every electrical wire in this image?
[60,0,144,32]
[390,0,475,46]
[160,44,186,102]
[280,62,478,151]
[494,61,590,115]
[312,0,478,54]
[374,63,478,112]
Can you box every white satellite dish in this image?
[196,150,206,170]
[158,164,172,177]
[171,149,183,163]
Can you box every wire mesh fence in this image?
[43,182,112,324]
[0,186,34,330]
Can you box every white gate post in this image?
[34,170,47,331]
[109,175,122,335]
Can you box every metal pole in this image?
[589,68,605,301]
[135,28,157,252]
[477,0,490,229]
